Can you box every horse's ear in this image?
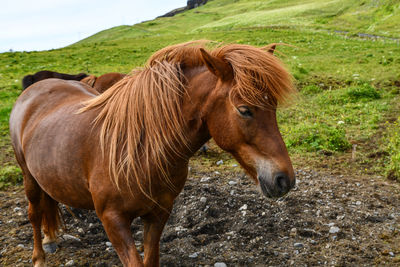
[199,48,233,81]
[268,44,276,54]
[81,75,97,87]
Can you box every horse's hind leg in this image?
[24,171,62,266]
[41,193,61,254]
[24,171,46,267]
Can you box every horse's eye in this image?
[237,106,253,118]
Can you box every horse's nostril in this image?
[274,173,290,194]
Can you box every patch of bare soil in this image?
[1,162,399,267]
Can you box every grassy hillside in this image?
[78,0,400,44]
[1,0,400,187]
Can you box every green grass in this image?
[384,117,400,181]
[1,0,400,186]
[278,82,393,153]
[76,0,400,44]
[0,165,22,189]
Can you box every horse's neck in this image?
[180,67,216,156]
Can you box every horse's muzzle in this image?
[258,172,295,198]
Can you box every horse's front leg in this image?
[99,209,143,266]
[142,208,171,267]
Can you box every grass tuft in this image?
[345,83,381,102]
[0,166,22,189]
[384,118,400,181]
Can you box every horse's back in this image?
[95,73,126,93]
[10,78,99,209]
[11,78,97,140]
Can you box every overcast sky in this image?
[0,0,187,53]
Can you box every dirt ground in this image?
[1,152,399,266]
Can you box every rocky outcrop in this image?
[158,7,187,18]
[158,0,208,18]
[187,0,208,9]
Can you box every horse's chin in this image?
[257,180,275,198]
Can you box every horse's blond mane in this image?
[80,40,294,200]
[148,40,295,107]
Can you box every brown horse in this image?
[10,41,296,267]
[81,72,126,93]
[22,70,88,90]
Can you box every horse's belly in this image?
[38,175,94,209]
[27,160,95,209]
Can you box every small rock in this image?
[216,160,223,165]
[239,204,247,210]
[214,171,220,175]
[175,226,187,233]
[290,228,297,236]
[355,201,361,205]
[17,244,25,249]
[336,215,345,220]
[293,242,304,248]
[105,242,112,247]
[13,207,22,212]
[214,263,227,267]
[188,252,198,258]
[282,252,290,259]
[329,226,340,234]
[62,234,81,242]
[200,176,211,182]
[65,260,74,266]
[200,197,207,203]
[228,181,237,185]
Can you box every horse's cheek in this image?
[208,116,238,151]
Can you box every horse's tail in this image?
[22,74,34,90]
[41,193,63,240]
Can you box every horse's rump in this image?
[10,79,98,209]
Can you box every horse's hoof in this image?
[43,242,57,253]
[34,259,46,267]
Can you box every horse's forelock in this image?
[211,44,295,108]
